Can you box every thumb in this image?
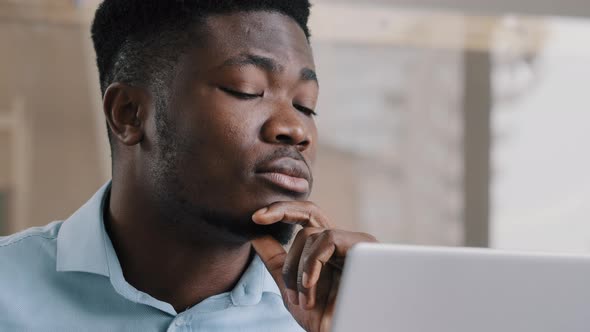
[252,236,288,293]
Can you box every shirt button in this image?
[175,318,184,326]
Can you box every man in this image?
[0,1,376,331]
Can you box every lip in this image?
[256,157,311,194]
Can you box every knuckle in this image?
[292,228,309,243]
[324,229,337,243]
[266,252,287,271]
[304,234,316,247]
[301,227,317,237]
[307,231,321,243]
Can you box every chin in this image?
[195,204,296,246]
[250,222,296,245]
[227,217,296,246]
[251,190,311,207]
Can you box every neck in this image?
[105,180,253,313]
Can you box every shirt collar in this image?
[56,180,282,308]
[56,181,111,276]
[230,254,282,306]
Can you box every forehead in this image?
[198,11,315,70]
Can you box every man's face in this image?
[145,11,318,244]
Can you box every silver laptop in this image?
[332,243,590,332]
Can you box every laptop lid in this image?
[332,243,590,332]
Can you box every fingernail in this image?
[299,292,308,309]
[252,207,268,218]
[286,289,297,305]
[302,272,310,288]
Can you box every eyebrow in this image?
[300,67,318,83]
[220,53,318,84]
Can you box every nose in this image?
[260,105,312,151]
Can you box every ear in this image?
[103,83,149,147]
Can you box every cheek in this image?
[178,100,261,168]
[206,106,259,151]
[306,122,319,163]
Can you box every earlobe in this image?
[103,83,146,146]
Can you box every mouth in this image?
[256,157,311,194]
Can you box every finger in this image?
[283,228,323,305]
[252,201,332,228]
[302,230,377,288]
[251,236,290,304]
[300,281,318,311]
[301,231,336,292]
[298,233,324,310]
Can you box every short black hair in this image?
[91,0,312,152]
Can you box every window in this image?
[309,1,590,252]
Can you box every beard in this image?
[149,110,295,245]
[196,206,295,245]
[152,170,296,246]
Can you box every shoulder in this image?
[0,221,68,326]
[0,220,63,270]
[0,220,63,247]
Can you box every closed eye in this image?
[219,86,263,100]
[294,104,317,117]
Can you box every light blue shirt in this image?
[0,182,304,332]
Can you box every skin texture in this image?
[102,11,376,332]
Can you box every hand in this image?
[251,201,377,332]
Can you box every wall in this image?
[0,3,108,233]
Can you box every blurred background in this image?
[1,0,589,253]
